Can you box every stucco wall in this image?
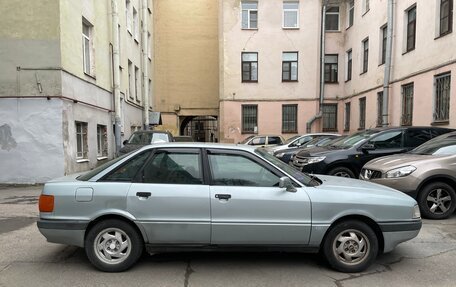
[0,99,64,184]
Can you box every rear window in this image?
[268,137,282,145]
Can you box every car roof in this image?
[133,130,170,134]
[136,142,258,152]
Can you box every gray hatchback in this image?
[38,143,421,273]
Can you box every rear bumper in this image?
[37,219,89,247]
[380,220,422,253]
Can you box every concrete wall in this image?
[0,99,64,184]
[154,0,220,134]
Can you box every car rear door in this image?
[127,148,210,244]
[206,149,311,245]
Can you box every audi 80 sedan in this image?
[38,143,421,273]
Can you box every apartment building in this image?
[0,0,153,183]
[219,0,455,143]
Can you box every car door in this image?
[206,149,311,245]
[127,148,210,244]
[359,130,406,168]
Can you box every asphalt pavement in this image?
[0,185,455,287]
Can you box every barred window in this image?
[242,52,258,82]
[322,104,338,132]
[76,122,88,159]
[359,97,366,130]
[242,105,258,133]
[434,73,451,122]
[324,54,338,83]
[97,125,108,158]
[344,102,351,131]
[401,83,414,126]
[282,105,297,133]
[377,92,383,127]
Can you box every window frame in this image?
[325,6,340,31]
[283,1,299,29]
[401,83,414,126]
[377,91,383,127]
[242,104,258,134]
[362,38,369,74]
[324,54,338,83]
[97,124,108,158]
[362,0,370,15]
[344,102,351,131]
[76,121,88,160]
[433,72,451,123]
[440,0,453,36]
[241,52,258,83]
[322,104,338,132]
[82,19,93,76]
[359,97,366,130]
[241,1,258,30]
[282,104,298,133]
[406,5,417,53]
[347,0,355,28]
[380,25,387,65]
[346,49,352,82]
[282,52,299,82]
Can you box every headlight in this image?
[275,153,285,158]
[413,204,421,219]
[306,156,326,164]
[385,165,416,178]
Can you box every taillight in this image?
[39,195,54,212]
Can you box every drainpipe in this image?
[142,0,150,129]
[306,0,327,133]
[111,0,122,155]
[382,0,394,127]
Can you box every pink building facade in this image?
[219,0,456,143]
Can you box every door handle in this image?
[136,192,151,198]
[215,194,231,200]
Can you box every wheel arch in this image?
[416,175,456,196]
[320,214,385,254]
[324,162,358,177]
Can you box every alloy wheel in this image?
[94,228,132,265]
[332,229,370,265]
[426,188,452,215]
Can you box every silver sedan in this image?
[37,143,421,273]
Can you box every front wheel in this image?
[418,182,456,219]
[323,220,378,273]
[85,219,144,272]
[328,167,355,178]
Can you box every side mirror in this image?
[123,140,129,145]
[362,143,375,151]
[279,177,297,193]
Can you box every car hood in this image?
[363,153,447,172]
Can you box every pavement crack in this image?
[0,264,11,274]
[183,260,194,287]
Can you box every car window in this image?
[410,133,456,155]
[297,136,312,145]
[284,135,300,144]
[251,137,266,145]
[404,129,431,148]
[240,135,255,144]
[208,154,279,187]
[268,137,282,145]
[368,130,403,149]
[141,151,203,184]
[151,133,169,143]
[103,151,151,181]
[127,133,143,144]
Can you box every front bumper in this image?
[360,175,420,199]
[37,219,89,247]
[379,220,422,253]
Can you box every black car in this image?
[290,127,454,178]
[274,135,342,164]
[119,130,173,154]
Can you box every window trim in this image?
[283,1,300,29]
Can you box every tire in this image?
[418,182,456,220]
[85,219,144,272]
[328,167,355,178]
[323,220,378,273]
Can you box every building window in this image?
[381,25,387,65]
[134,66,140,101]
[325,7,340,31]
[322,104,338,132]
[324,54,338,83]
[440,0,453,36]
[346,49,352,81]
[126,0,132,33]
[282,52,298,81]
[283,1,299,28]
[97,125,108,158]
[242,52,258,82]
[362,38,369,74]
[348,0,354,28]
[282,104,297,133]
[133,7,139,41]
[401,83,414,126]
[434,73,451,122]
[82,20,93,75]
[377,92,383,127]
[406,6,417,52]
[363,0,370,14]
[76,122,88,159]
[359,97,366,129]
[128,60,133,99]
[242,105,258,133]
[344,102,351,131]
[241,1,258,29]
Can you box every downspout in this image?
[111,0,122,155]
[142,0,150,129]
[306,0,327,133]
[382,0,394,127]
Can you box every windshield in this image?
[240,136,255,144]
[77,152,132,181]
[284,135,301,144]
[409,133,456,155]
[128,132,152,144]
[330,130,378,149]
[255,148,313,186]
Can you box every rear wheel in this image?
[418,182,456,219]
[85,219,144,272]
[323,220,378,273]
[328,167,355,178]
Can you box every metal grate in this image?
[344,102,351,131]
[401,83,414,126]
[434,73,451,122]
[242,105,258,133]
[282,105,297,133]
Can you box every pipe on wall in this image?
[382,0,394,127]
[142,0,150,129]
[111,0,122,155]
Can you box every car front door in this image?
[206,149,311,245]
[359,130,406,168]
[127,148,210,244]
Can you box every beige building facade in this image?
[219,0,456,143]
